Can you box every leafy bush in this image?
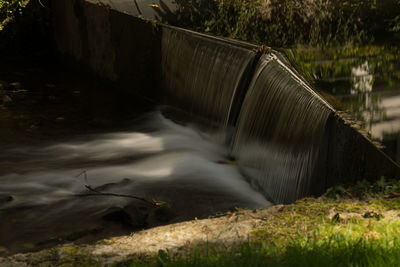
[158,0,400,47]
[0,0,51,57]
[0,0,26,29]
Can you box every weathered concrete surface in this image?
[86,0,178,20]
[50,0,400,204]
[52,0,162,100]
[324,115,400,187]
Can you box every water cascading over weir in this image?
[161,27,256,132]
[51,0,400,204]
[232,53,334,203]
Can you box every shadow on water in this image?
[0,59,269,255]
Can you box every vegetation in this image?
[281,45,400,131]
[158,0,400,47]
[0,0,50,57]
[8,178,400,266]
[0,0,26,30]
[155,0,400,152]
[0,1,398,266]
[121,178,400,266]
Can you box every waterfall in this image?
[161,28,337,203]
[232,53,334,204]
[161,27,256,130]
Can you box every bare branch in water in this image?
[38,0,46,8]
[75,170,162,207]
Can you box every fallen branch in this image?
[74,170,162,207]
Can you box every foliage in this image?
[0,0,51,57]
[157,0,400,47]
[280,45,400,135]
[0,0,26,30]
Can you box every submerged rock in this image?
[0,195,15,205]
[148,205,177,224]
[102,208,134,228]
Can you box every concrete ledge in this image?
[52,0,162,100]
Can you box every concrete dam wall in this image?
[51,0,400,204]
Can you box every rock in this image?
[102,208,134,228]
[148,205,176,224]
[0,195,15,205]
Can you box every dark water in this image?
[0,58,270,255]
[287,46,400,163]
[2,28,398,256]
[0,111,269,254]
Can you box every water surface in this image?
[287,45,400,163]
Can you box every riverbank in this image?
[1,178,400,266]
[2,55,399,266]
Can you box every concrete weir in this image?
[51,0,400,204]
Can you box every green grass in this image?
[114,237,400,266]
[35,236,400,266]
[111,178,400,266]
[9,178,400,266]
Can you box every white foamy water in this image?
[0,111,269,213]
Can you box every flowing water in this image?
[161,27,255,131]
[160,29,338,204]
[233,53,334,204]
[0,111,269,254]
[3,23,398,255]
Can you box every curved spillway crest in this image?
[233,53,334,204]
[161,28,256,130]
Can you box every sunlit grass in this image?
[107,179,400,267]
[116,236,400,267]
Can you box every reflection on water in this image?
[351,61,373,95]
[287,46,400,163]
